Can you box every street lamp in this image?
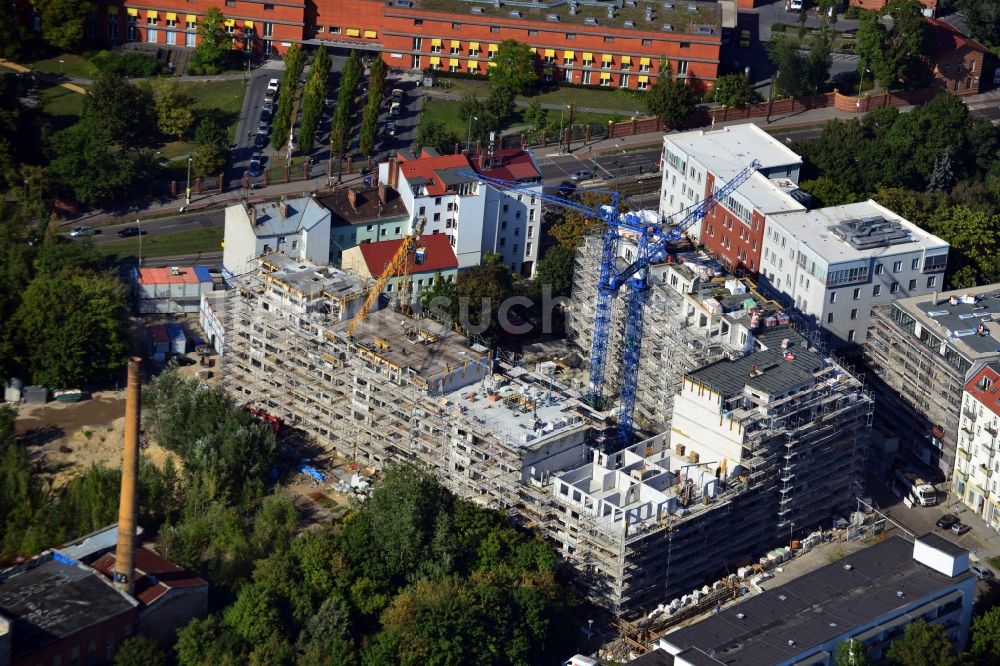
[137,218,142,267]
[185,154,193,206]
[558,104,570,153]
[856,66,871,114]
[466,115,478,155]
[59,59,64,76]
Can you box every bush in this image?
[90,50,167,77]
[844,5,864,18]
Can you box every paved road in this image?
[91,210,225,244]
[140,251,224,267]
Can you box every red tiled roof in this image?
[356,234,458,277]
[473,147,542,182]
[397,152,472,196]
[926,18,990,56]
[966,364,1000,419]
[92,547,207,607]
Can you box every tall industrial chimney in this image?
[114,357,142,595]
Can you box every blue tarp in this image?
[298,464,325,482]
[194,266,213,283]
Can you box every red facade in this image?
[699,172,766,275]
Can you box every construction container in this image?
[166,324,187,355]
[24,386,49,404]
[5,378,24,403]
[150,324,170,355]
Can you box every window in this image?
[490,25,500,32]
[642,38,652,45]
[677,60,688,74]
[225,0,235,5]
[166,17,177,26]
[452,22,461,28]
[850,308,858,320]
[827,313,834,324]
[435,197,442,205]
[433,212,441,221]
[147,16,158,24]
[315,25,324,33]
[264,3,274,8]
[927,275,937,288]
[890,282,900,293]
[419,206,426,216]
[414,19,423,25]
[619,73,629,88]
[451,45,459,54]
[513,243,519,254]
[566,33,576,39]
[911,257,920,270]
[527,242,533,255]
[528,29,538,36]
[908,279,917,290]
[848,329,856,342]
[830,292,837,304]
[329,25,340,33]
[637,78,647,90]
[875,263,884,275]
[469,46,479,56]
[500,238,506,247]
[873,284,882,296]
[604,36,613,42]
[892,260,902,272]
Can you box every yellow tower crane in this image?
[347,215,427,337]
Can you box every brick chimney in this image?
[114,357,142,595]
[248,203,257,226]
[388,158,399,189]
[278,198,289,219]
[378,183,387,204]
[347,188,358,211]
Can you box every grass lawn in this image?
[434,78,646,113]
[183,79,247,142]
[98,226,224,260]
[28,54,94,79]
[421,97,467,137]
[39,83,86,132]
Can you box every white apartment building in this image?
[659,123,803,239]
[222,197,331,277]
[378,147,543,276]
[760,200,950,345]
[953,363,1000,528]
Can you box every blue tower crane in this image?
[460,159,760,446]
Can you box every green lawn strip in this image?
[421,97,467,136]
[181,79,248,144]
[40,83,85,118]
[28,54,94,79]
[522,86,645,113]
[98,226,224,259]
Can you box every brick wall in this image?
[138,585,209,648]
[12,609,137,666]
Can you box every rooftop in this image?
[966,363,1000,418]
[473,147,542,183]
[397,151,473,196]
[396,0,721,35]
[926,17,990,56]
[687,328,824,399]
[92,547,207,607]
[443,363,590,448]
[767,200,949,263]
[318,185,409,228]
[354,233,459,276]
[665,124,802,182]
[246,196,330,237]
[661,535,971,666]
[722,171,804,216]
[258,253,366,303]
[56,524,143,564]
[335,308,491,389]
[899,283,1000,360]
[0,557,137,660]
[137,266,214,285]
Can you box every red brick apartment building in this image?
[925,18,992,95]
[87,0,722,89]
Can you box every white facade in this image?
[759,200,950,345]
[659,124,803,238]
[223,198,331,276]
[199,292,226,356]
[953,365,1000,528]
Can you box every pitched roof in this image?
[473,147,542,182]
[355,233,458,276]
[92,547,207,607]
[966,363,1000,418]
[397,152,473,196]
[318,185,409,227]
[926,18,990,56]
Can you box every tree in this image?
[114,636,167,666]
[548,193,609,248]
[768,36,810,97]
[958,0,1000,49]
[645,62,697,128]
[712,73,756,107]
[84,73,155,147]
[195,117,228,148]
[48,119,138,207]
[484,82,516,127]
[225,584,285,643]
[884,621,958,666]
[523,100,548,130]
[36,0,89,51]
[806,29,834,92]
[414,120,459,154]
[856,0,928,88]
[192,142,227,178]
[834,639,871,666]
[10,269,129,387]
[147,79,195,139]
[175,615,246,666]
[535,244,576,297]
[927,146,954,192]
[971,606,1000,663]
[0,6,26,58]
[419,273,459,323]
[455,263,514,334]
[489,39,537,94]
[800,177,860,207]
[927,205,1000,288]
[193,7,232,74]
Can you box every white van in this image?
[789,0,803,10]
[389,101,401,116]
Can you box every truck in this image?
[894,469,937,506]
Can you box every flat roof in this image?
[662,535,972,666]
[258,254,366,302]
[0,557,136,660]
[665,124,802,181]
[248,196,329,237]
[687,328,824,399]
[334,307,490,384]
[138,266,213,285]
[726,172,804,216]
[443,364,590,449]
[56,524,142,564]
[767,200,949,263]
[401,0,721,34]
[917,532,967,557]
[897,283,1000,360]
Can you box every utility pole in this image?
[185,154,193,206]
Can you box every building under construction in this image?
[545,328,873,617]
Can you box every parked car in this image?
[386,121,397,136]
[936,514,959,529]
[69,225,94,237]
[789,0,803,10]
[557,181,577,195]
[571,169,594,182]
[267,78,280,93]
[389,101,401,117]
[116,226,140,238]
[248,155,263,177]
[255,132,269,149]
[262,100,274,114]
[391,88,404,103]
[739,29,751,48]
[258,120,270,133]
[970,564,995,581]
[951,521,972,536]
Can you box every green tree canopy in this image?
[114,636,167,666]
[800,177,861,207]
[147,79,195,139]
[856,0,928,88]
[971,606,1000,663]
[768,36,811,97]
[713,73,757,107]
[535,243,576,297]
[834,639,871,666]
[84,73,155,147]
[645,62,697,128]
[414,120,460,154]
[0,8,26,58]
[192,7,232,74]
[884,620,958,666]
[36,0,89,51]
[489,39,537,95]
